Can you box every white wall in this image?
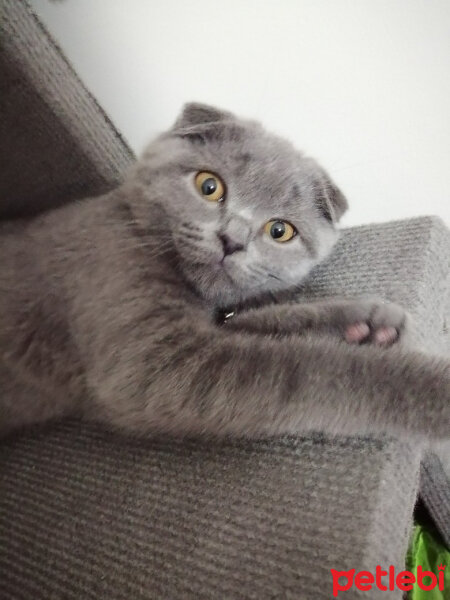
[30,0,450,227]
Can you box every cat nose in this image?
[218,233,244,256]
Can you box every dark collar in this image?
[214,307,237,325]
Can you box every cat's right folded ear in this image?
[173,103,235,129]
[170,103,236,144]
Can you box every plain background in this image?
[30,0,450,227]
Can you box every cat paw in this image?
[340,299,409,347]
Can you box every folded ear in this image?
[314,168,348,223]
[174,103,235,129]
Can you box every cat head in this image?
[132,102,348,307]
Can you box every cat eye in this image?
[264,220,297,243]
[195,171,225,202]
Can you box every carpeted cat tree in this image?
[1,2,449,599]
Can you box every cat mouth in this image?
[216,256,235,284]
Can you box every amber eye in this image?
[194,171,225,202]
[264,220,297,243]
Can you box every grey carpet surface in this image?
[0,421,421,600]
[0,0,135,219]
[420,453,450,548]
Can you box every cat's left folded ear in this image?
[314,167,348,223]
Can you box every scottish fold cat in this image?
[0,103,448,438]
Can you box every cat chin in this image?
[205,279,283,310]
[179,262,253,308]
[184,270,242,307]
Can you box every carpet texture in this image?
[0,421,421,600]
[420,453,450,549]
[0,0,135,219]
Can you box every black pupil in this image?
[270,221,286,239]
[201,177,217,196]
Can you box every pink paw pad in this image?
[345,322,370,344]
[373,326,398,346]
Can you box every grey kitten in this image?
[0,103,448,439]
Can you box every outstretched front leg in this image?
[77,285,449,441]
[223,297,411,347]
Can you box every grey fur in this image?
[0,103,449,439]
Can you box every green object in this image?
[406,524,450,600]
